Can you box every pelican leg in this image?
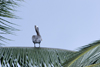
[39,43,40,47]
[34,44,36,47]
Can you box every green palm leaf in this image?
[86,63,100,67]
[0,0,22,45]
[0,47,75,67]
[63,40,100,67]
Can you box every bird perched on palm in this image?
[32,25,42,47]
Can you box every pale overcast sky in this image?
[5,0,100,51]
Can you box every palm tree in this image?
[0,47,76,67]
[0,0,22,45]
[62,40,100,67]
[0,40,100,67]
[1,0,100,67]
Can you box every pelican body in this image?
[32,25,42,47]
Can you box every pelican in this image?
[32,25,42,47]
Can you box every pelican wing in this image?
[32,35,42,43]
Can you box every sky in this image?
[5,0,100,51]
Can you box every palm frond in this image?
[63,40,100,67]
[86,63,100,67]
[0,0,23,45]
[0,47,75,67]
